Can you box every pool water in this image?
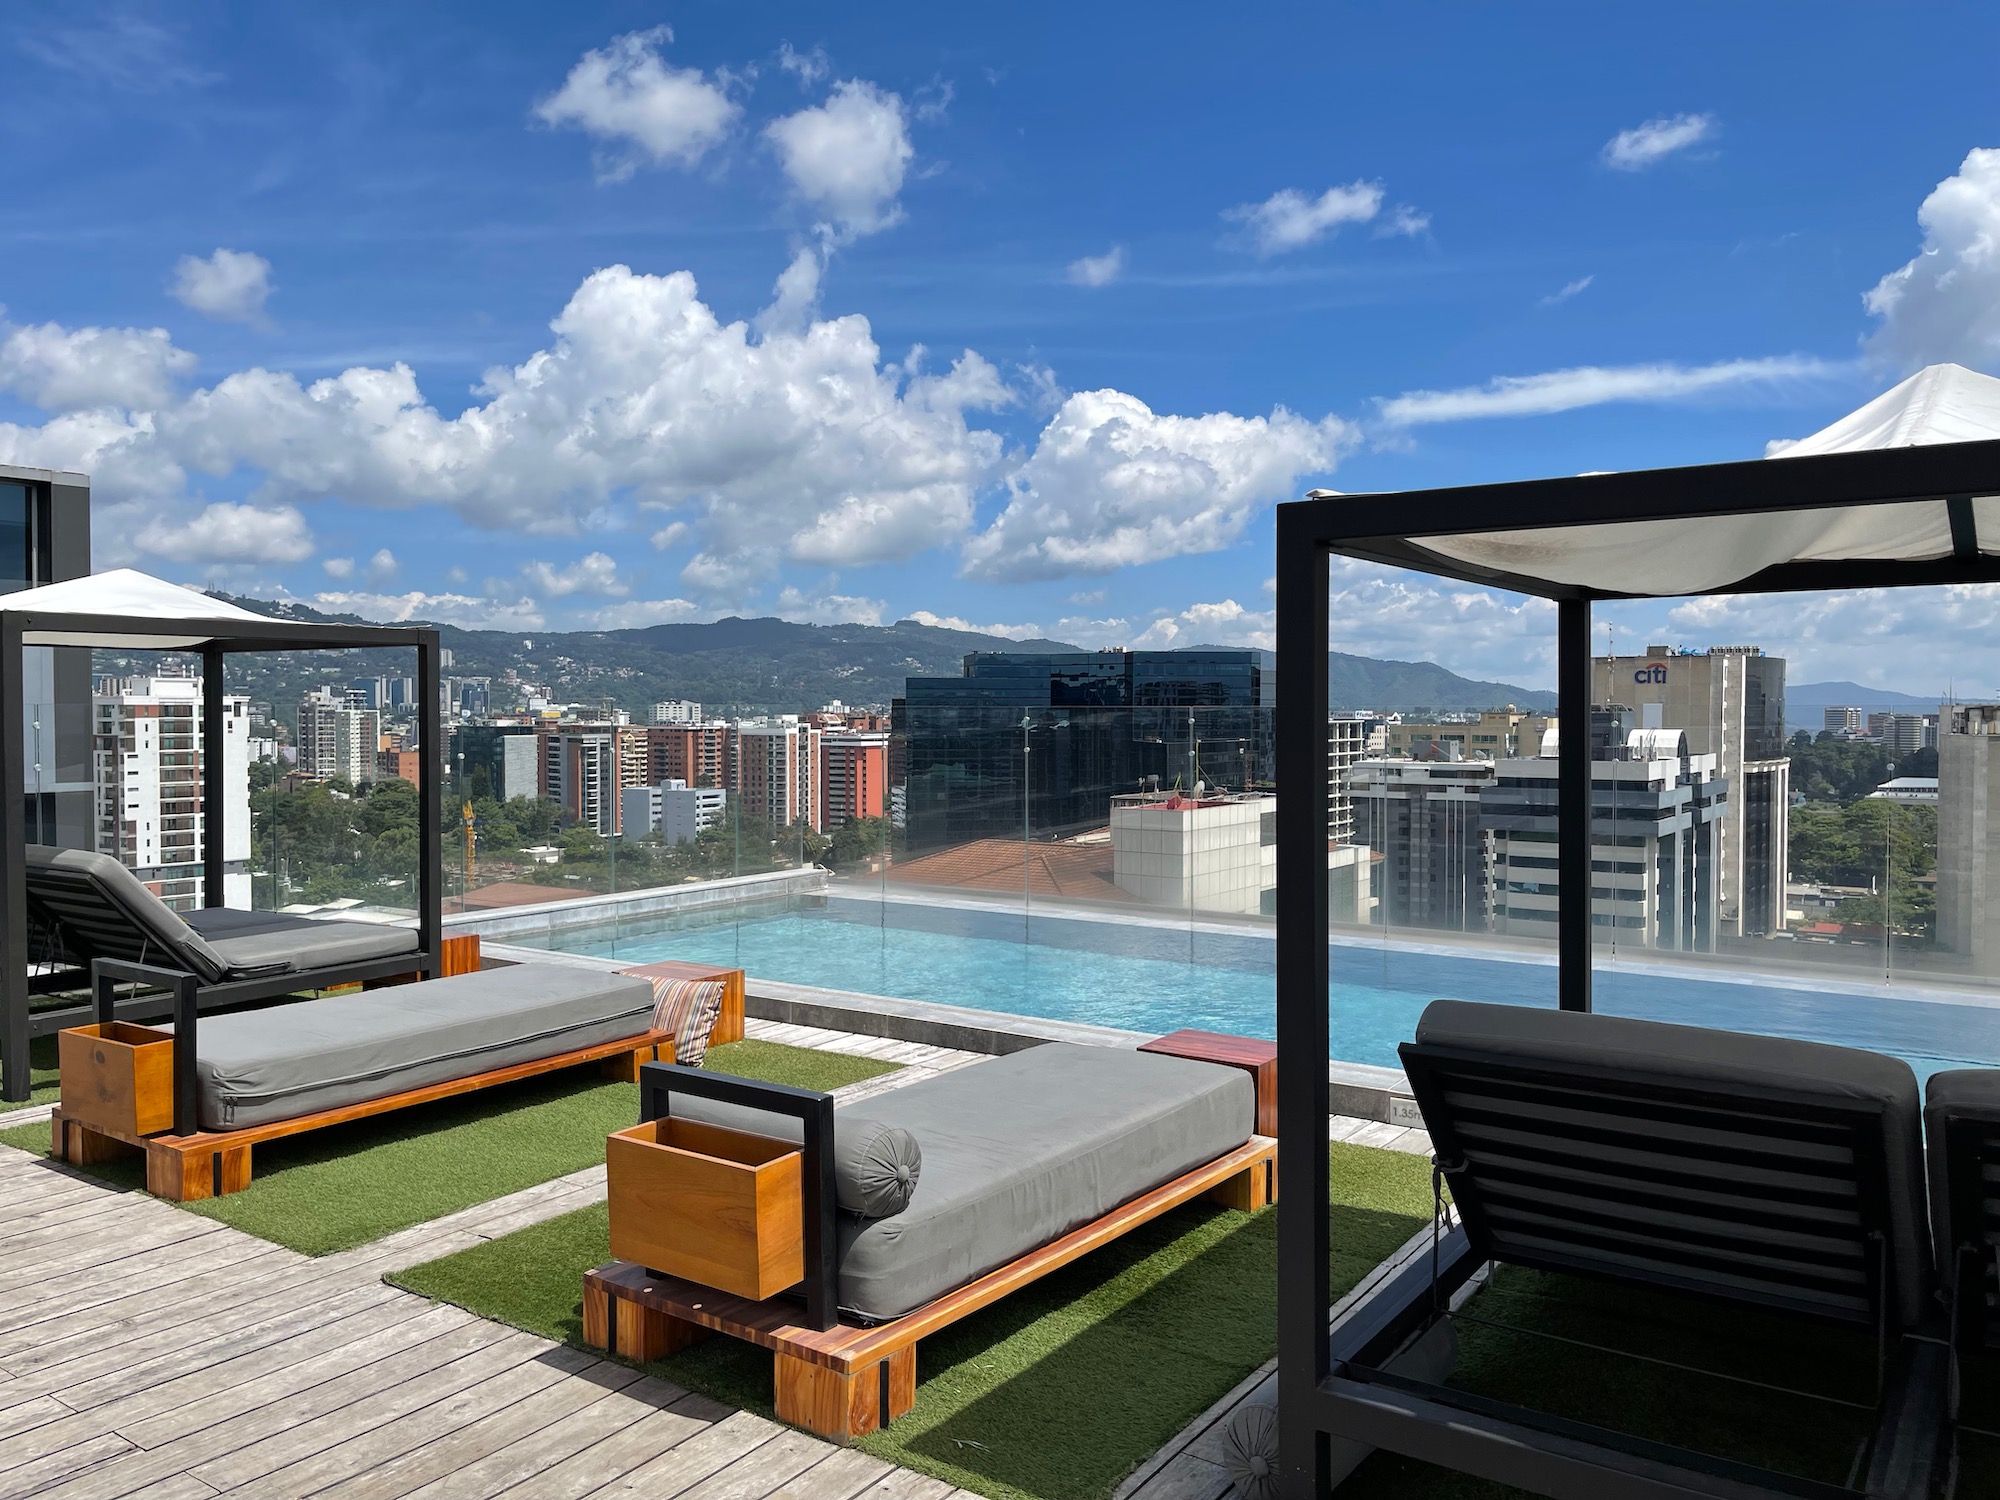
[521,895,2000,1081]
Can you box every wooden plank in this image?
[298,1358,647,1500]
[184,1331,559,1493]
[404,1388,710,1500]
[33,1319,516,1500]
[0,1235,286,1348]
[577,1412,784,1499]
[0,1430,138,1500]
[668,1429,834,1500]
[0,1212,224,1299]
[216,1344,605,1500]
[589,1135,1277,1374]
[758,1447,898,1500]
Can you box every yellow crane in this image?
[462,800,476,885]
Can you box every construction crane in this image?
[462,800,476,886]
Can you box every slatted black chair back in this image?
[1402,1038,1906,1331]
[1930,1089,2000,1356]
[22,845,228,983]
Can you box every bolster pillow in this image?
[666,1094,922,1218]
[831,1115,923,1218]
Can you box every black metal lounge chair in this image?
[22,844,424,1036]
[1320,1000,1948,1500]
[1923,1069,2000,1491]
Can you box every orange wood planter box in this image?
[607,1117,803,1302]
[57,1021,176,1137]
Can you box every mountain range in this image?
[123,596,1558,724]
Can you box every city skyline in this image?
[2,8,1998,691]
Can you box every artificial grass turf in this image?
[0,1038,896,1255]
[388,1141,1435,1500]
[0,1035,62,1105]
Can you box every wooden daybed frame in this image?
[585,1043,1278,1443]
[52,953,721,1200]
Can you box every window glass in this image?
[0,482,29,592]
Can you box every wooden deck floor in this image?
[0,1020,988,1500]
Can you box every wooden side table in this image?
[618,961,746,1046]
[1138,1029,1277,1139]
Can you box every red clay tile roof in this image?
[886,838,1133,902]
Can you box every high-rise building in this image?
[820,732,889,830]
[1867,711,1896,741]
[6,462,93,849]
[1937,704,2000,975]
[1347,759,1496,931]
[297,687,380,785]
[543,730,619,835]
[92,676,251,911]
[733,717,821,829]
[1327,717,1367,846]
[651,700,703,725]
[1482,717,1727,951]
[1889,714,1929,756]
[896,649,1266,852]
[1110,790,1276,915]
[1383,708,1554,762]
[1592,645,1789,936]
[621,780,728,845]
[1824,706,1862,736]
[643,723,729,790]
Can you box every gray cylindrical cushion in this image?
[1219,1403,1279,1499]
[833,1116,922,1218]
[666,1094,923,1219]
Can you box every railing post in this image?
[1558,597,1593,1013]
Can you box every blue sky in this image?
[3,3,1999,691]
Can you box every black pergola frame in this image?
[1273,436,2000,1497]
[2,606,444,1101]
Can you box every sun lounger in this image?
[53,958,673,1200]
[1318,1000,1948,1500]
[1923,1068,2000,1483]
[585,1039,1277,1442]
[23,845,424,1033]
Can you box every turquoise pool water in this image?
[520,894,2000,1081]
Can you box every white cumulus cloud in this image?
[523,550,628,597]
[134,502,314,565]
[904,610,1044,639]
[1376,355,1843,426]
[765,79,914,239]
[775,587,884,626]
[534,27,739,179]
[170,248,274,325]
[1864,147,2000,371]
[1540,275,1594,306]
[322,556,354,578]
[0,321,195,410]
[585,597,703,630]
[1066,246,1126,287]
[962,390,1353,581]
[1602,113,1715,171]
[313,589,546,630]
[1224,182,1385,256]
[1130,599,1275,651]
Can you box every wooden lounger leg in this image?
[774,1346,914,1444]
[600,1042,660,1083]
[145,1141,252,1201]
[1208,1152,1277,1211]
[584,1278,708,1361]
[55,1112,132,1167]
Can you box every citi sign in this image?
[1633,665,1669,684]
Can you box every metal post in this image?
[1558,597,1592,1013]
[201,646,226,909]
[1,614,28,1102]
[174,971,198,1136]
[416,634,443,978]
[1274,511,1332,1497]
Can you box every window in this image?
[0,481,31,593]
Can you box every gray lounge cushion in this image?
[838,1043,1252,1322]
[1923,1069,2000,1275]
[185,907,420,972]
[190,963,654,1130]
[1413,1000,1932,1329]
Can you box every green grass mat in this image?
[0,1038,895,1256]
[390,1142,1434,1500]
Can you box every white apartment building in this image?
[622,780,729,845]
[297,686,380,785]
[651,700,703,725]
[94,675,251,912]
[734,716,821,830]
[1327,717,1367,846]
[1110,790,1276,915]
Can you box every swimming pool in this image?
[515,893,2000,1081]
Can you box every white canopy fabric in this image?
[0,567,272,648]
[1407,363,2000,598]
